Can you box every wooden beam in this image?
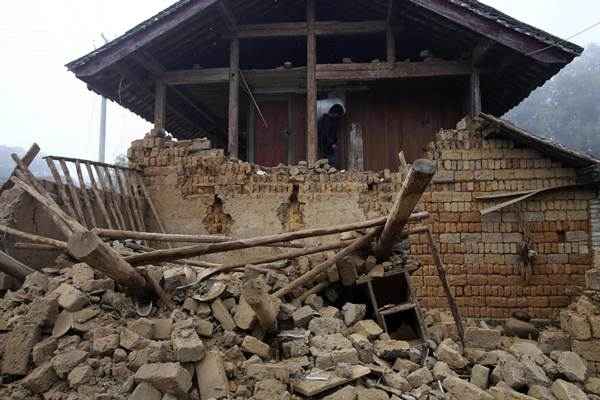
[228,37,240,158]
[386,0,396,63]
[306,0,317,165]
[125,212,429,266]
[317,61,472,81]
[375,159,436,258]
[469,69,482,116]
[218,0,237,32]
[154,80,167,132]
[0,250,35,281]
[237,20,386,38]
[472,39,494,67]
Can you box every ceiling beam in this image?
[472,39,495,67]
[238,20,387,38]
[161,61,472,85]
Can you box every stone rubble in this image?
[0,250,600,400]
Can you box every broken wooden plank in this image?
[74,160,98,227]
[93,164,123,229]
[102,166,128,229]
[45,157,77,219]
[292,366,371,397]
[0,143,39,197]
[375,159,436,258]
[84,162,114,229]
[480,189,545,216]
[58,159,88,227]
[114,168,137,230]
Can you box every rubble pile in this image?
[0,247,599,400]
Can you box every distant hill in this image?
[0,145,49,183]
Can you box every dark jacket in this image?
[318,114,339,157]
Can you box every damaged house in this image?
[2,0,600,399]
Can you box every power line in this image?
[527,19,600,56]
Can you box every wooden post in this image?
[0,250,35,281]
[228,37,240,158]
[348,123,364,171]
[0,224,67,250]
[85,163,114,229]
[469,69,481,117]
[386,26,396,63]
[94,165,123,229]
[58,159,88,227]
[375,159,436,259]
[241,278,279,331]
[306,0,318,164]
[154,80,167,133]
[75,161,98,227]
[426,228,465,346]
[45,158,77,219]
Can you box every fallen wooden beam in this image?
[0,250,35,281]
[0,224,68,250]
[178,240,351,290]
[375,159,436,258]
[125,212,429,266]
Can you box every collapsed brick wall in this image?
[128,119,596,320]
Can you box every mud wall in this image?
[126,119,595,319]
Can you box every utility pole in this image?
[99,33,109,162]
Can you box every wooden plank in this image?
[126,171,147,232]
[135,174,171,242]
[74,160,98,227]
[45,155,137,171]
[45,158,77,218]
[317,61,472,81]
[237,20,386,38]
[386,0,396,65]
[93,165,123,229]
[154,80,167,132]
[218,0,237,32]
[228,37,240,158]
[85,162,114,229]
[58,159,88,227]
[306,0,317,165]
[0,143,39,197]
[121,170,144,232]
[102,167,128,229]
[115,169,138,231]
[293,366,371,397]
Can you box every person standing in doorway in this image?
[318,104,345,167]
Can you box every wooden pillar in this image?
[228,37,240,158]
[469,69,482,117]
[154,80,167,133]
[386,26,396,63]
[306,0,318,165]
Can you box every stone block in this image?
[22,362,58,394]
[128,318,154,339]
[556,351,587,383]
[172,324,205,363]
[352,319,383,339]
[552,379,588,400]
[341,303,366,326]
[241,336,270,359]
[464,327,501,350]
[0,322,42,375]
[470,364,489,389]
[51,349,88,378]
[443,377,494,400]
[374,339,410,361]
[134,362,192,396]
[56,283,88,312]
[129,382,162,400]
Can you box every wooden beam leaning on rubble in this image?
[274,228,383,299]
[0,143,39,197]
[0,250,36,281]
[124,212,429,266]
[375,159,437,259]
[9,156,153,295]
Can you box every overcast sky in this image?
[1,0,599,163]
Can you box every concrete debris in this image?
[1,247,599,400]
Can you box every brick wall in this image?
[129,120,596,320]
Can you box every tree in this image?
[506,43,600,157]
[114,154,129,167]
